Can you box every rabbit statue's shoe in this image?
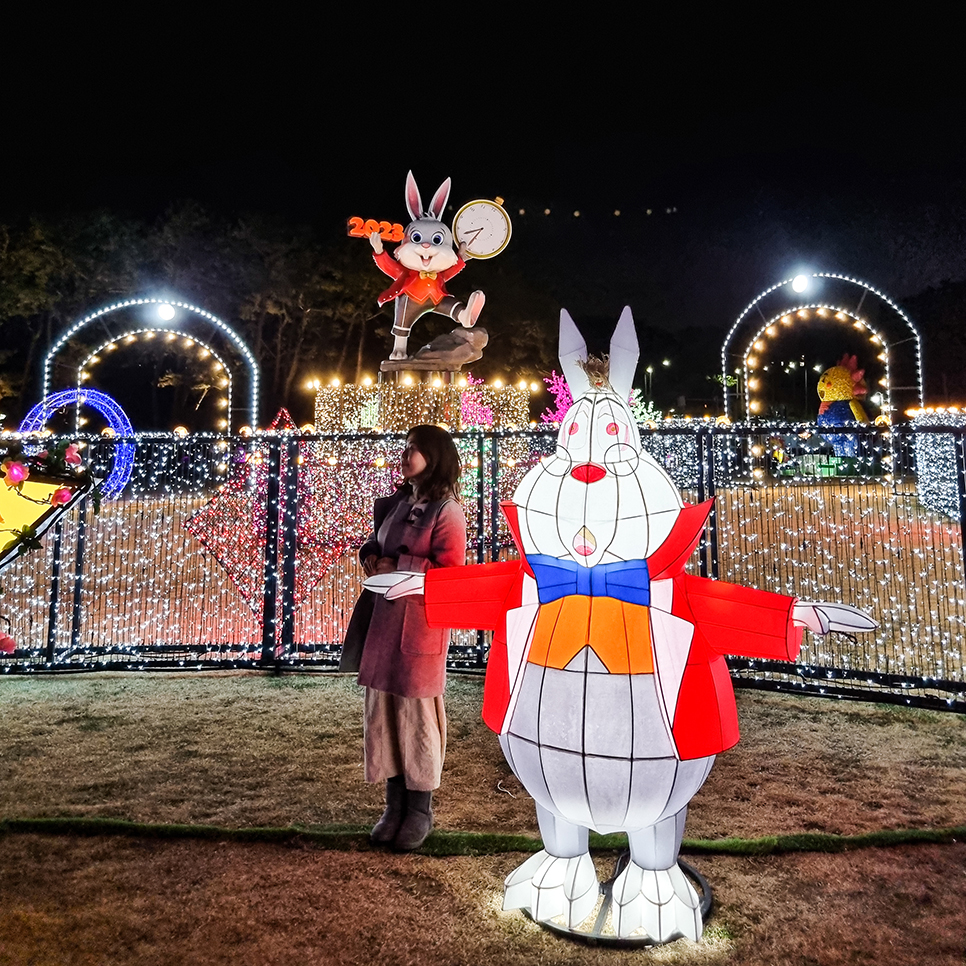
[503,849,599,929]
[458,290,485,328]
[611,861,702,942]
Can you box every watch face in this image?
[453,201,512,258]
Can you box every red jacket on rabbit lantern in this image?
[422,497,803,760]
[374,249,465,307]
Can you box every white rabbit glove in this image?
[792,601,878,635]
[363,571,425,600]
[369,232,384,255]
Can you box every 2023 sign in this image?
[347,217,405,242]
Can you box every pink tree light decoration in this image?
[461,372,494,428]
[540,370,573,424]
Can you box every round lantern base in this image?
[521,853,713,948]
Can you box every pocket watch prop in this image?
[366,308,875,944]
[816,353,869,457]
[367,171,510,368]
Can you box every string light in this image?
[738,303,891,419]
[312,378,529,434]
[42,296,260,429]
[907,409,966,520]
[77,328,233,431]
[0,418,962,710]
[723,273,924,419]
[18,389,135,498]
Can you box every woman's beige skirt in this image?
[364,688,447,791]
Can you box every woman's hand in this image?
[362,555,379,577]
[373,556,398,575]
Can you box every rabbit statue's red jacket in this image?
[424,500,803,760]
[373,251,465,306]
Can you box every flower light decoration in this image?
[366,308,875,944]
[460,372,495,428]
[0,436,96,573]
[540,370,573,423]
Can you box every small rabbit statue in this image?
[366,308,875,943]
[370,171,485,360]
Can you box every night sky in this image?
[4,24,965,360]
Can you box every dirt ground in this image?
[0,672,964,965]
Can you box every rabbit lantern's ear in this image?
[558,309,591,398]
[405,171,452,221]
[405,171,423,222]
[608,306,639,401]
[427,178,451,220]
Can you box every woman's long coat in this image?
[349,489,467,698]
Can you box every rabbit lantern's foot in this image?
[458,291,485,328]
[503,849,599,929]
[389,334,409,360]
[611,860,702,942]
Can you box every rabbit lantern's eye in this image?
[568,422,579,435]
[599,413,639,475]
[410,230,422,243]
[431,231,444,246]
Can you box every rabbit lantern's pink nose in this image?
[571,463,606,484]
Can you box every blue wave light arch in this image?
[19,389,135,499]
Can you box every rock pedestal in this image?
[379,327,488,373]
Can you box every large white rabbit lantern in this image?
[366,307,875,943]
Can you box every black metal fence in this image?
[2,424,964,712]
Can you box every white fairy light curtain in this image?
[1,420,964,706]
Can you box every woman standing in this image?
[342,425,466,851]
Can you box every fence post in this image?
[260,438,282,668]
[475,433,486,565]
[955,431,966,566]
[475,432,486,667]
[44,519,64,664]
[695,428,709,578]
[69,497,89,652]
[279,438,300,664]
[706,427,719,580]
[489,433,501,564]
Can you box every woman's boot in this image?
[370,775,406,845]
[393,790,433,851]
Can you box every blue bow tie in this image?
[526,554,650,607]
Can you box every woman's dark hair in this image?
[401,424,461,502]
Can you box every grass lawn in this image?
[1,671,964,964]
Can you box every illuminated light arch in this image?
[43,297,259,429]
[19,389,135,499]
[79,329,234,432]
[721,273,923,419]
[740,303,890,417]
